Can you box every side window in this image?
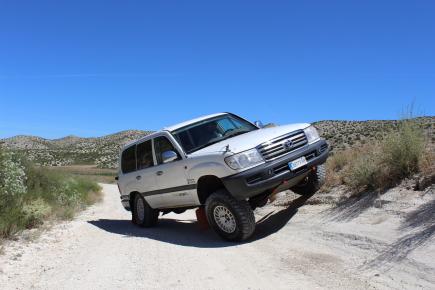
[121,145,136,173]
[154,136,181,165]
[136,140,154,170]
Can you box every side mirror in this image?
[162,150,178,164]
[254,120,264,128]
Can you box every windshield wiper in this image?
[225,129,250,138]
[188,130,252,153]
[189,139,224,153]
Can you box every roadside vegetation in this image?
[323,118,434,194]
[0,147,101,239]
[44,165,117,184]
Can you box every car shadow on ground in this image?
[88,195,310,248]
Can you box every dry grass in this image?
[322,119,432,193]
[419,148,435,178]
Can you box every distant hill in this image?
[1,117,433,168]
[1,130,152,168]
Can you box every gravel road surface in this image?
[1,184,434,289]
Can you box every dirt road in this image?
[1,184,434,289]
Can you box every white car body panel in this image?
[185,155,234,180]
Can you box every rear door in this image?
[146,134,198,208]
[119,144,141,195]
[135,139,159,199]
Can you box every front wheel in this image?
[291,164,326,196]
[205,189,255,242]
[132,194,159,227]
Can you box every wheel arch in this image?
[196,175,226,204]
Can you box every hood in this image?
[189,123,310,156]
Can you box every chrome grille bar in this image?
[257,130,307,161]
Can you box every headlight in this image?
[304,125,320,143]
[225,149,264,170]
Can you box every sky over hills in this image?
[1,1,434,138]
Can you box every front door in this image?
[147,135,197,208]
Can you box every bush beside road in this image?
[0,148,101,239]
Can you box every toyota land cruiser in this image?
[117,113,329,241]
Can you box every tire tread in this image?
[133,194,159,228]
[205,189,255,241]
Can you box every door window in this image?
[136,140,154,170]
[121,145,136,173]
[154,136,181,165]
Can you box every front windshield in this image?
[171,114,258,154]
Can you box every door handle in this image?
[156,171,163,176]
[136,175,141,180]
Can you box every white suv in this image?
[117,113,328,241]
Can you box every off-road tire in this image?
[205,189,255,242]
[132,194,159,227]
[291,164,326,196]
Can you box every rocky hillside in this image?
[1,117,433,168]
[0,130,152,168]
[314,116,434,152]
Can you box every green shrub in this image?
[0,147,101,239]
[22,198,51,228]
[0,150,27,237]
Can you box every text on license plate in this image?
[288,156,307,171]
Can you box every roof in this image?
[163,112,227,132]
[123,131,161,148]
[122,113,228,149]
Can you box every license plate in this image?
[289,156,307,171]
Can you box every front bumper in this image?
[222,139,329,200]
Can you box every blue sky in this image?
[1,0,434,139]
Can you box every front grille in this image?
[257,130,307,161]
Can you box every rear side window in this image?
[121,145,136,173]
[136,140,154,170]
[154,136,181,165]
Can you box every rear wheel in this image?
[291,164,326,196]
[205,189,255,242]
[132,194,159,227]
